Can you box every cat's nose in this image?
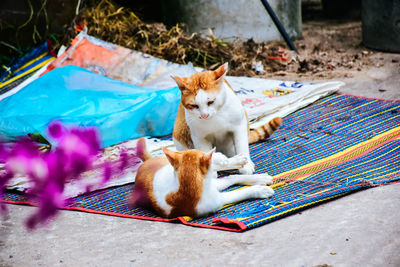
[200,114,210,119]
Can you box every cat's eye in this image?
[190,104,199,109]
[207,100,215,106]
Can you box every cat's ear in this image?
[163,147,178,169]
[199,148,214,174]
[207,147,216,156]
[203,148,215,166]
[214,63,228,83]
[171,76,186,91]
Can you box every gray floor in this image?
[1,54,399,267]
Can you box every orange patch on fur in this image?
[172,64,226,108]
[249,117,282,144]
[133,146,213,218]
[131,156,169,217]
[173,104,194,149]
[164,149,211,218]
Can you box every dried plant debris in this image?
[63,0,376,77]
[65,0,287,76]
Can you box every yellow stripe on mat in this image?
[0,57,54,88]
[14,52,48,74]
[247,192,349,226]
[271,126,400,189]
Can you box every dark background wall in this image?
[1,0,81,62]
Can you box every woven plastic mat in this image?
[3,94,400,231]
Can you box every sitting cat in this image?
[171,63,282,174]
[130,138,274,218]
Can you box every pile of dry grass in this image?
[68,0,289,76]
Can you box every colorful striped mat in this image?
[3,94,400,232]
[0,42,55,95]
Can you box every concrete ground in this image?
[1,55,399,267]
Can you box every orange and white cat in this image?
[131,138,274,218]
[172,63,282,175]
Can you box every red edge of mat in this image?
[1,199,247,232]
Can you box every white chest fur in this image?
[186,82,247,145]
[182,78,254,173]
[195,172,223,216]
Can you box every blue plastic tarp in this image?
[0,65,181,147]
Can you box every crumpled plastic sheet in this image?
[0,65,181,148]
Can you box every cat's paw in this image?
[251,185,275,199]
[249,174,274,185]
[228,154,248,169]
[239,160,255,175]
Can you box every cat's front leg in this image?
[240,158,255,175]
[212,153,248,172]
[214,173,273,191]
[232,125,255,174]
[220,185,274,206]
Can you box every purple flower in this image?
[0,122,100,229]
[48,121,64,139]
[0,121,142,230]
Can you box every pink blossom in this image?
[0,121,141,230]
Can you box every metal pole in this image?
[260,0,299,54]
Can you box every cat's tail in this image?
[248,117,282,144]
[136,138,153,162]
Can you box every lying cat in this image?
[172,63,281,174]
[131,138,274,218]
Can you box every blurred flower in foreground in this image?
[0,121,141,230]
